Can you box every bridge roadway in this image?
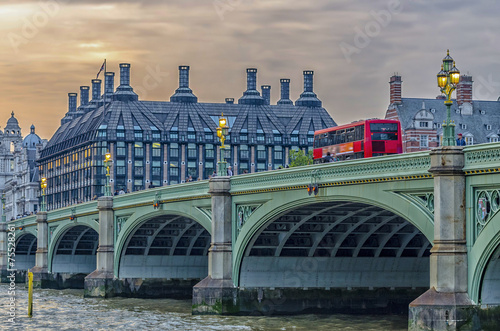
[1,144,500,330]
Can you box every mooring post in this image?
[409,146,480,330]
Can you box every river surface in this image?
[0,284,408,330]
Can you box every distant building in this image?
[0,112,47,220]
[385,74,500,152]
[38,64,336,210]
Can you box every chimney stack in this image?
[80,86,90,107]
[261,85,271,105]
[115,63,138,102]
[457,75,473,105]
[170,65,197,103]
[68,93,77,113]
[119,63,130,86]
[295,70,322,107]
[238,68,265,105]
[389,75,402,105]
[91,79,102,102]
[225,98,234,104]
[104,72,115,102]
[278,78,293,105]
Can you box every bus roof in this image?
[314,119,400,135]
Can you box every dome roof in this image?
[5,111,21,132]
[23,124,42,149]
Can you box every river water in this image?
[0,285,407,330]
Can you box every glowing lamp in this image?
[437,66,447,88]
[449,62,460,85]
[105,152,111,161]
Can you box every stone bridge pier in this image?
[409,147,480,330]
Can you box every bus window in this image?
[370,123,398,132]
[371,132,398,140]
[355,125,365,141]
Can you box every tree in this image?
[289,149,313,167]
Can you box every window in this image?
[419,122,429,128]
[187,143,197,158]
[170,143,179,158]
[240,134,247,142]
[152,143,161,157]
[489,136,499,143]
[117,142,126,156]
[170,132,178,140]
[205,144,215,158]
[134,142,144,157]
[420,135,428,148]
[461,124,467,129]
[274,146,283,160]
[486,125,492,130]
[134,160,144,176]
[465,136,473,145]
[291,135,298,144]
[240,145,249,159]
[257,145,266,159]
[116,160,126,175]
[134,131,143,140]
[274,135,282,143]
[152,130,160,140]
[257,135,264,143]
[307,135,314,144]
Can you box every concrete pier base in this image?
[192,277,239,314]
[84,271,115,298]
[409,289,480,331]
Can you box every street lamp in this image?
[437,49,461,146]
[216,113,229,176]
[104,151,112,196]
[40,177,47,212]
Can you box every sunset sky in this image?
[1,0,500,139]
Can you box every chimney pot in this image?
[170,65,197,103]
[238,68,265,105]
[105,72,115,99]
[295,70,322,107]
[261,85,271,105]
[278,78,293,105]
[225,98,234,104]
[80,86,90,107]
[68,93,77,113]
[91,79,102,101]
[119,63,130,86]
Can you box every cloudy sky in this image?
[1,0,500,139]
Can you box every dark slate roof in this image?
[392,97,500,142]
[40,100,336,159]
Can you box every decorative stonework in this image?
[475,189,500,239]
[196,207,212,221]
[49,225,58,244]
[231,153,431,195]
[236,204,260,235]
[396,192,435,217]
[115,216,130,244]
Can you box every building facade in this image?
[0,113,46,220]
[385,74,500,152]
[38,64,337,210]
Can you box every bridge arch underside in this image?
[15,234,37,270]
[240,201,432,290]
[52,225,98,274]
[480,243,500,305]
[119,215,210,280]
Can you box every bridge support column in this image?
[0,221,9,282]
[84,196,115,298]
[409,147,480,330]
[30,212,50,287]
[193,177,238,314]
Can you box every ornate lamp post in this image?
[437,49,461,146]
[40,177,47,212]
[216,113,229,176]
[104,151,112,196]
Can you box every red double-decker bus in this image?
[313,119,402,162]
